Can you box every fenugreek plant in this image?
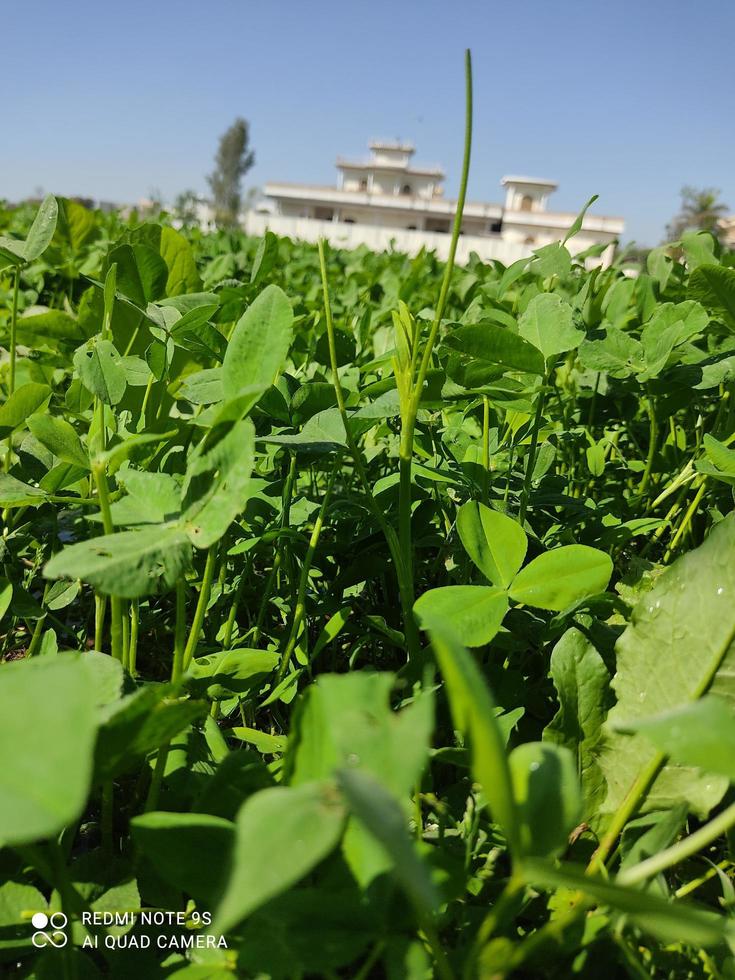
[2,57,735,979]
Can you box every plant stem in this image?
[128,598,139,676]
[619,801,735,886]
[481,394,490,504]
[277,461,338,682]
[181,546,217,672]
[638,385,658,500]
[8,264,20,395]
[171,579,187,684]
[519,370,548,524]
[92,461,123,663]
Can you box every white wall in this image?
[243,212,616,268]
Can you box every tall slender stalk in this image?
[519,369,549,524]
[181,545,218,672]
[92,461,123,663]
[8,264,20,395]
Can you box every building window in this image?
[519,195,534,212]
[344,218,355,224]
[489,219,502,233]
[314,207,334,221]
[401,183,412,195]
[426,218,450,233]
[359,178,368,191]
[407,225,417,230]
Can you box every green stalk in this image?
[94,595,107,651]
[318,239,419,658]
[619,800,735,886]
[638,385,658,500]
[92,461,123,663]
[396,49,473,613]
[181,546,217,673]
[128,598,139,677]
[481,394,490,503]
[276,460,338,682]
[171,579,187,684]
[8,264,20,395]
[518,369,549,524]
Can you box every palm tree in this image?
[666,186,729,241]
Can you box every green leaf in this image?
[562,194,599,246]
[222,285,294,400]
[44,525,192,598]
[615,696,735,782]
[23,195,59,262]
[598,513,735,817]
[288,672,433,798]
[457,500,528,588]
[336,768,438,916]
[0,382,51,437]
[27,414,90,470]
[94,685,206,780]
[0,656,96,846]
[213,781,345,934]
[106,243,168,307]
[544,628,610,818]
[160,225,203,295]
[518,293,584,362]
[188,648,278,701]
[509,742,582,857]
[74,339,127,406]
[428,627,520,856]
[131,812,234,905]
[524,858,732,948]
[441,322,545,376]
[0,473,49,508]
[578,327,644,379]
[688,263,735,325]
[178,368,223,405]
[639,301,708,379]
[508,545,612,611]
[414,585,508,647]
[181,418,256,548]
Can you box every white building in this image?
[244,140,624,267]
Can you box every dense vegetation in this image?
[3,83,735,977]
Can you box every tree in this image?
[207,118,255,228]
[174,189,200,225]
[666,186,729,242]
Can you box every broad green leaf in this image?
[336,768,438,916]
[0,880,48,952]
[28,414,90,470]
[647,247,673,292]
[44,525,192,598]
[518,293,584,362]
[0,382,51,437]
[222,284,294,400]
[696,432,735,483]
[181,418,256,548]
[531,242,572,279]
[189,648,279,701]
[214,781,345,934]
[457,500,528,588]
[94,685,206,780]
[112,470,182,526]
[160,225,203,295]
[132,812,234,905]
[0,656,96,846]
[508,545,612,611]
[578,327,644,379]
[55,197,96,251]
[106,243,168,306]
[74,339,127,406]
[441,322,545,376]
[289,672,433,798]
[598,513,735,817]
[682,231,718,270]
[509,742,582,856]
[178,367,223,405]
[688,264,735,325]
[0,577,12,621]
[615,696,735,782]
[639,301,708,380]
[15,310,86,348]
[414,585,508,647]
[429,627,520,856]
[524,859,732,948]
[544,628,610,818]
[23,194,59,262]
[0,473,49,508]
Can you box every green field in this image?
[2,179,735,980]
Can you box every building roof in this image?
[501,175,558,189]
[369,140,414,153]
[336,157,445,178]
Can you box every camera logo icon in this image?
[31,912,68,948]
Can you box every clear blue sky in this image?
[4,0,733,244]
